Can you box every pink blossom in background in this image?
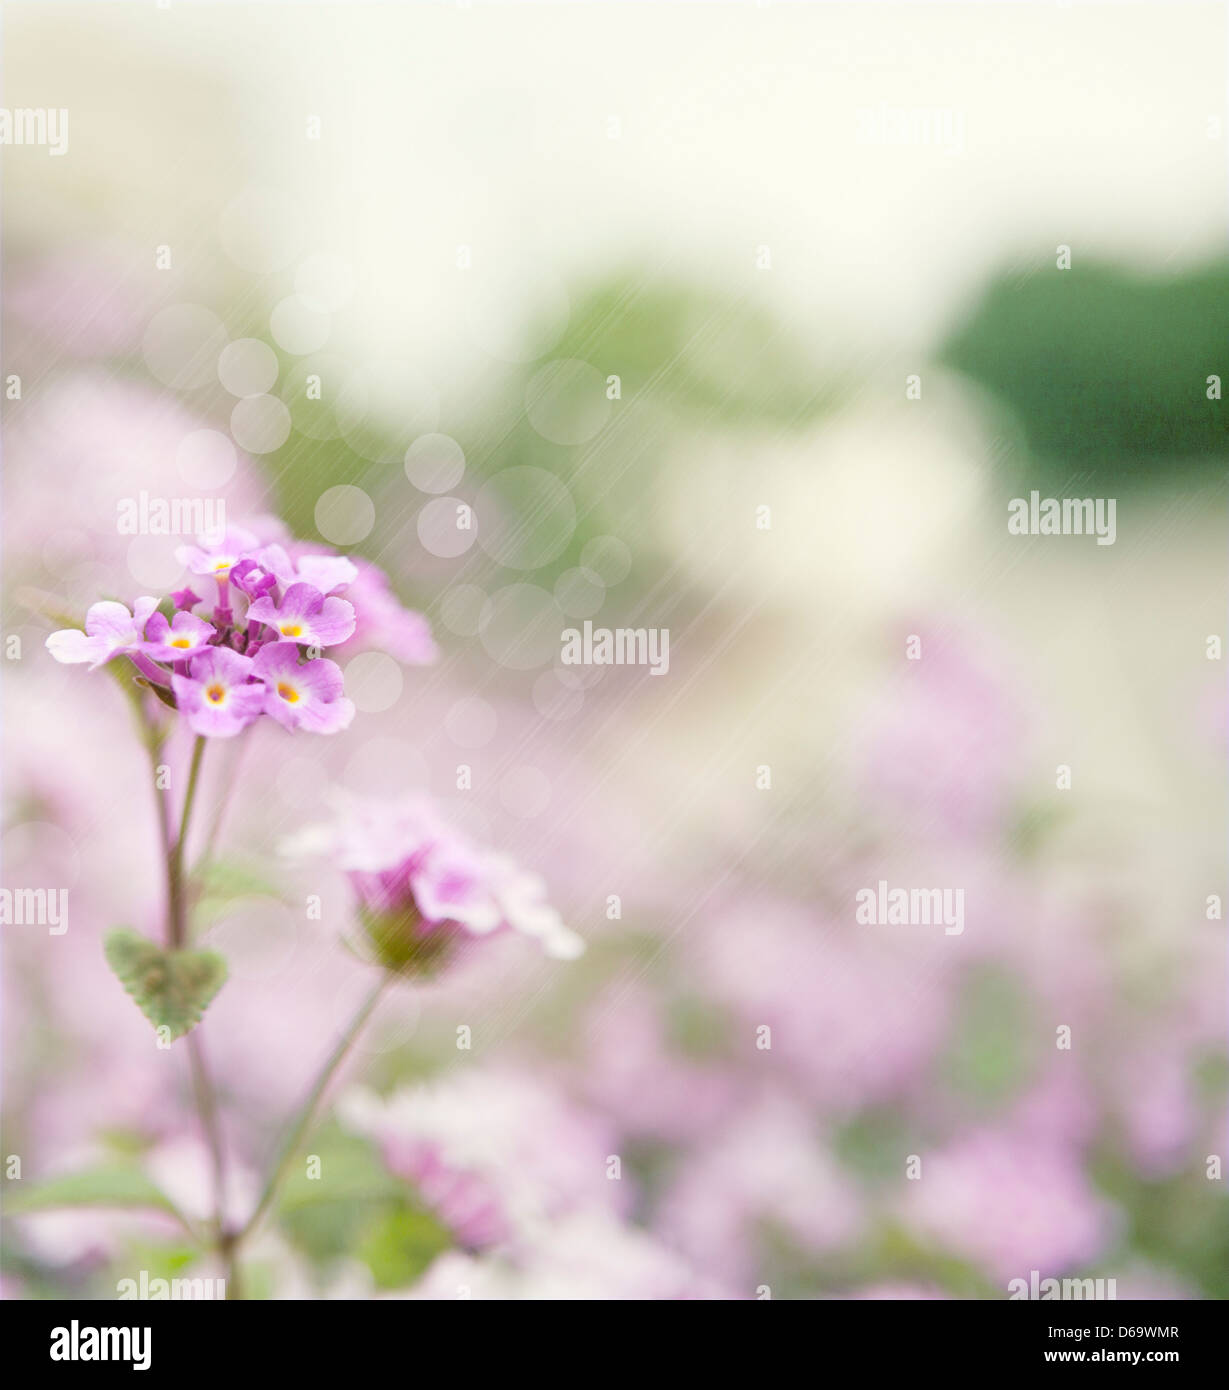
[331,559,438,664]
[405,1211,730,1300]
[339,1067,624,1251]
[3,373,267,590]
[856,620,1028,841]
[691,901,950,1113]
[5,249,158,360]
[901,1128,1119,1285]
[1115,1040,1200,1179]
[1003,1064,1102,1154]
[657,1093,864,1290]
[574,981,739,1145]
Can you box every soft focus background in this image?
[2,1,1227,1299]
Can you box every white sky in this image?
[5,2,1226,384]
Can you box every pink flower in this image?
[252,643,355,735]
[38,523,411,745]
[229,557,278,601]
[248,582,356,648]
[282,794,584,968]
[46,598,159,670]
[255,544,358,598]
[139,610,216,662]
[171,646,265,738]
[175,526,261,579]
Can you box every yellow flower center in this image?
[280,623,303,638]
[170,638,191,649]
[276,682,300,704]
[206,684,226,704]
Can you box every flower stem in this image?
[141,722,389,1297]
[146,741,175,942]
[169,735,206,948]
[239,974,391,1243]
[186,1030,241,1296]
[191,735,247,879]
[163,735,236,1292]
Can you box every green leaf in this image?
[357,1202,452,1289]
[133,676,179,711]
[4,1166,179,1218]
[277,1154,404,1212]
[272,1128,409,1261]
[104,928,227,1042]
[939,966,1035,1104]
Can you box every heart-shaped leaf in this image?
[104,928,227,1042]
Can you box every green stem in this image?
[161,735,236,1291]
[128,698,239,1290]
[239,974,391,1243]
[191,736,246,878]
[169,736,206,948]
[186,1031,242,1298]
[146,739,174,942]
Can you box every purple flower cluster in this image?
[45,525,434,738]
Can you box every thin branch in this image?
[239,974,391,1243]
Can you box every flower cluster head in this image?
[45,523,435,739]
[284,794,585,973]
